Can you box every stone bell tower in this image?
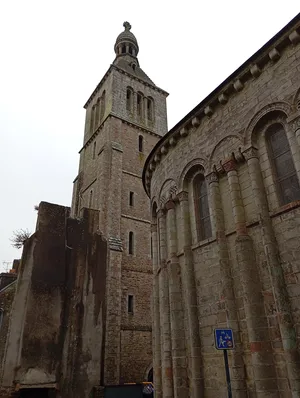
[71,22,168,386]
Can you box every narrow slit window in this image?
[93,142,96,159]
[137,93,143,117]
[267,123,300,205]
[194,174,212,241]
[129,231,134,254]
[147,98,153,121]
[138,135,144,153]
[129,191,134,206]
[128,295,134,313]
[126,88,133,112]
[89,190,93,208]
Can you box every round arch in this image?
[178,158,207,191]
[244,102,291,146]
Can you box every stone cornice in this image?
[79,113,161,153]
[142,15,300,196]
[84,63,169,109]
[111,64,169,97]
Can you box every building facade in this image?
[143,14,300,398]
[0,22,167,397]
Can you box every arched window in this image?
[93,141,96,159]
[138,135,144,153]
[126,88,133,112]
[95,98,100,129]
[129,46,133,55]
[129,231,134,254]
[137,92,143,117]
[89,190,93,208]
[147,97,153,121]
[122,45,126,54]
[267,123,300,205]
[193,174,212,240]
[90,105,96,132]
[0,309,3,330]
[100,91,106,120]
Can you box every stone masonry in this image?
[143,13,300,398]
[0,22,168,397]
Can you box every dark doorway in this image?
[147,368,153,383]
[20,388,55,398]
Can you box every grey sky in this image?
[0,0,299,271]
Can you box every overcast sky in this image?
[0,1,299,271]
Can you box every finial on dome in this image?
[123,21,131,31]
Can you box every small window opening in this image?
[147,98,153,121]
[128,295,134,313]
[93,142,96,159]
[150,237,153,259]
[89,190,93,208]
[137,93,142,116]
[132,63,136,70]
[122,45,126,54]
[126,88,132,112]
[138,135,144,153]
[129,231,134,254]
[129,46,133,55]
[129,191,134,206]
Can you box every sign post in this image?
[214,328,234,398]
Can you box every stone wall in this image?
[144,16,300,398]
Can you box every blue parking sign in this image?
[214,329,234,350]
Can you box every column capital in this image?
[150,223,157,232]
[157,208,166,218]
[165,199,176,211]
[176,191,189,202]
[222,157,237,173]
[243,146,259,161]
[205,172,218,184]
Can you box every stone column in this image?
[151,221,162,398]
[286,121,300,184]
[244,147,300,395]
[223,158,278,397]
[206,172,247,397]
[157,208,174,398]
[165,199,188,398]
[177,191,203,398]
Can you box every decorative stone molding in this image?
[180,127,188,137]
[250,64,261,78]
[269,48,280,62]
[160,145,168,155]
[222,158,236,173]
[204,106,213,116]
[233,79,244,92]
[169,137,177,146]
[112,141,123,152]
[243,147,259,161]
[143,21,300,197]
[192,117,201,127]
[154,154,160,163]
[289,30,300,45]
[218,93,228,105]
[205,172,218,184]
[157,208,166,218]
[149,162,155,171]
[176,191,188,202]
[165,200,176,211]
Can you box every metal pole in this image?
[223,350,232,398]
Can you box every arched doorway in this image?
[147,367,153,383]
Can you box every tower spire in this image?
[114,21,139,57]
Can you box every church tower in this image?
[71,22,168,387]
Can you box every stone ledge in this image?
[270,200,300,218]
[121,325,152,331]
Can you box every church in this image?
[143,12,300,398]
[0,22,166,397]
[0,12,300,398]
